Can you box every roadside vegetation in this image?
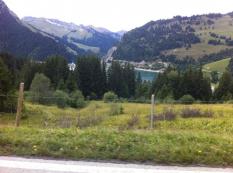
[0,101,233,166]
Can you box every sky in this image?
[3,0,233,32]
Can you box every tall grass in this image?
[0,101,233,166]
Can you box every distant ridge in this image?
[22,17,122,55]
[0,0,77,61]
[114,13,233,64]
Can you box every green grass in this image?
[0,102,233,166]
[163,43,231,60]
[203,58,231,74]
[163,15,233,59]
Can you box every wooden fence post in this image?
[150,94,155,129]
[15,82,24,127]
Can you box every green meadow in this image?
[0,102,233,166]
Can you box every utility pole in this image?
[15,82,24,127]
[150,94,155,129]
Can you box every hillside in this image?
[114,13,233,64]
[203,58,231,74]
[0,0,79,62]
[22,17,121,55]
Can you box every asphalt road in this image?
[0,157,232,173]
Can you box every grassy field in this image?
[0,101,233,166]
[163,15,233,59]
[203,58,231,74]
[163,43,231,60]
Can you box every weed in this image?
[76,114,104,129]
[109,103,124,116]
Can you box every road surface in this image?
[0,157,232,173]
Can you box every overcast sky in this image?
[3,0,233,32]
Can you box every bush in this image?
[109,103,124,116]
[127,114,140,129]
[68,90,85,108]
[179,95,195,104]
[226,100,233,104]
[76,114,104,129]
[181,107,214,118]
[103,92,118,103]
[153,109,177,121]
[54,90,69,108]
[181,108,202,118]
[0,91,17,113]
[57,116,74,128]
[29,73,53,105]
[203,109,214,117]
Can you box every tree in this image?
[107,62,135,98]
[54,90,69,108]
[103,91,118,102]
[210,71,219,84]
[29,73,53,104]
[214,71,233,100]
[151,67,212,101]
[20,60,44,90]
[76,56,105,98]
[0,53,23,87]
[229,58,233,76]
[0,58,16,112]
[57,79,66,91]
[135,81,151,100]
[44,56,69,89]
[123,63,136,97]
[65,72,78,93]
[179,94,195,104]
[68,90,85,108]
[107,61,126,97]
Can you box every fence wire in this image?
[0,94,232,104]
[0,93,231,129]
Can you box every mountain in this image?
[114,13,233,64]
[0,0,78,62]
[22,17,121,55]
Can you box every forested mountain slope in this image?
[114,13,233,64]
[0,0,78,61]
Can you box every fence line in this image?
[0,94,232,104]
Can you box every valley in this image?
[0,0,233,170]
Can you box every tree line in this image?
[1,53,233,112]
[0,53,137,111]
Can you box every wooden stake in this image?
[150,94,155,129]
[15,82,24,127]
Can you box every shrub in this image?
[153,109,177,121]
[227,100,233,104]
[179,95,195,104]
[54,90,68,108]
[57,116,74,128]
[203,109,214,117]
[109,103,124,116]
[68,90,85,108]
[103,91,118,103]
[0,91,17,113]
[29,73,53,105]
[181,108,202,118]
[181,107,214,118]
[127,114,140,129]
[76,114,104,129]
